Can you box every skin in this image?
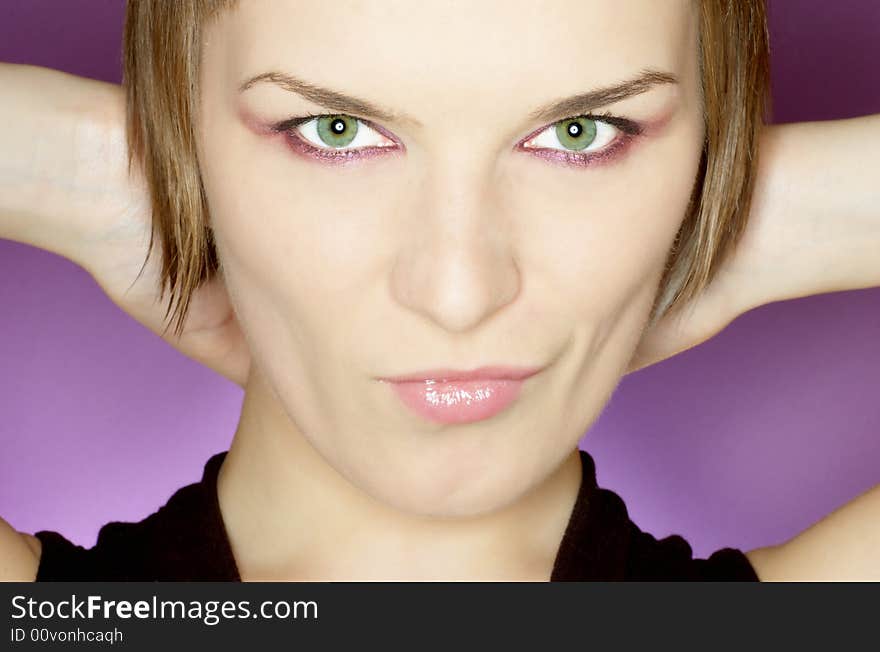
[194,0,705,580]
[2,2,879,581]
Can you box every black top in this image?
[34,449,759,581]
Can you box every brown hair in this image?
[122,0,770,337]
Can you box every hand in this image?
[627,115,880,374]
[626,123,797,375]
[65,78,251,387]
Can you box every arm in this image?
[626,116,880,579]
[1,64,248,579]
[0,517,39,581]
[726,115,880,308]
[744,116,880,578]
[0,63,249,388]
[0,63,111,259]
[746,482,880,581]
[687,116,880,580]
[628,115,880,374]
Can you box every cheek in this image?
[202,140,394,312]
[510,123,703,316]
[200,145,425,398]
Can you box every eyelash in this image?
[270,110,643,169]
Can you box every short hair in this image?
[122,0,770,337]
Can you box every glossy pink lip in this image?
[378,366,543,425]
[379,366,543,383]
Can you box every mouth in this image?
[377,365,544,425]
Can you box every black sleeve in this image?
[32,475,240,581]
[33,530,98,581]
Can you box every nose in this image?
[390,163,521,334]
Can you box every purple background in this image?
[1,0,879,558]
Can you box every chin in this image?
[346,446,534,519]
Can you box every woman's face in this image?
[197,0,704,517]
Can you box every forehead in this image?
[205,0,696,122]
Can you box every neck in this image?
[217,368,583,581]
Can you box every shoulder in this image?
[625,523,759,581]
[30,488,199,581]
[582,486,759,581]
[29,467,232,580]
[0,516,41,581]
[3,452,232,582]
[22,505,191,581]
[745,481,880,581]
[2,508,180,582]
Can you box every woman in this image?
[1,0,878,580]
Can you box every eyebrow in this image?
[238,68,678,128]
[528,69,678,123]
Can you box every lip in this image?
[378,366,543,425]
[378,365,543,383]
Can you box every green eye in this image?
[316,115,359,148]
[554,117,598,151]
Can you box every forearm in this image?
[0,62,128,261]
[734,115,880,312]
[0,64,249,386]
